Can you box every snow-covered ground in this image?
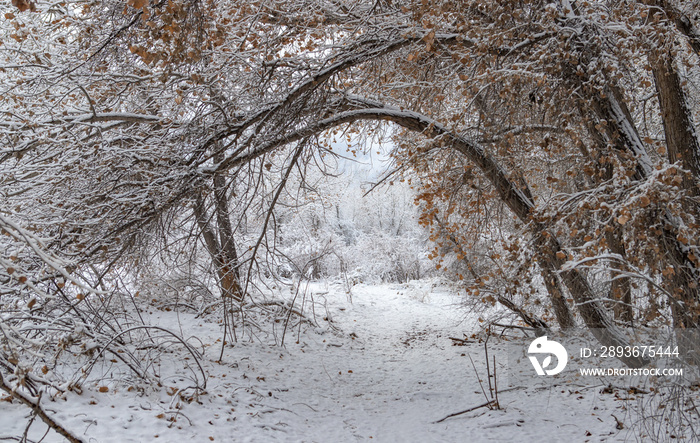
[0,281,694,442]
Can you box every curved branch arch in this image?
[211,99,646,367]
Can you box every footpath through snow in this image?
[0,281,662,442]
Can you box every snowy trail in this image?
[210,283,482,442]
[180,283,632,443]
[1,281,637,442]
[268,284,474,441]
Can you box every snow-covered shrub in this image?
[0,215,206,422]
[272,156,430,283]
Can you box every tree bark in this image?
[213,153,243,303]
[649,52,700,358]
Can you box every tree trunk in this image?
[651,50,700,194]
[540,267,577,329]
[213,153,243,303]
[606,228,634,324]
[586,73,700,364]
[193,193,243,303]
[646,51,700,361]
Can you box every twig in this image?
[495,296,549,333]
[434,400,498,423]
[484,332,493,399]
[293,402,319,412]
[612,414,624,430]
[81,325,207,391]
[493,354,500,410]
[21,406,38,442]
[467,354,491,405]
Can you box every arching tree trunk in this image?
[243,103,646,367]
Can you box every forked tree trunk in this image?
[193,193,243,304]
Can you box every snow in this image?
[0,281,691,442]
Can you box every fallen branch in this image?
[434,399,498,423]
[496,295,548,334]
[448,336,472,345]
[491,322,537,333]
[0,372,85,443]
[253,300,317,326]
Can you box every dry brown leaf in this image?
[11,0,34,12]
[128,0,148,9]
